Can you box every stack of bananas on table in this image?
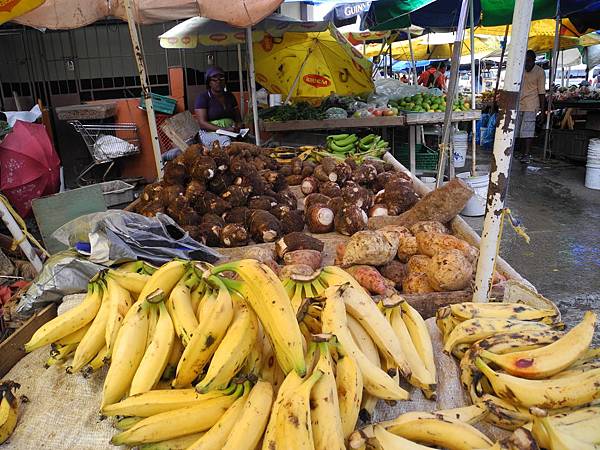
[326,133,389,160]
[0,381,20,445]
[438,301,600,450]
[21,258,440,448]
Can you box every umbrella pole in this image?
[237,44,245,119]
[407,31,417,84]
[246,27,261,146]
[284,49,314,105]
[470,0,477,176]
[472,0,535,303]
[123,0,163,181]
[0,201,43,272]
[493,25,510,109]
[543,4,561,160]
[435,0,470,187]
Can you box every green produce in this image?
[324,133,389,162]
[390,92,472,113]
[259,102,325,122]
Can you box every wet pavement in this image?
[460,151,600,340]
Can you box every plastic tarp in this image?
[0,0,44,26]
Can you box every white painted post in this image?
[0,201,43,272]
[123,0,163,180]
[237,44,245,118]
[472,0,535,302]
[543,5,562,159]
[470,0,477,175]
[407,31,417,84]
[246,27,261,146]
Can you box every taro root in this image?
[208,143,230,171]
[243,172,269,196]
[248,210,281,243]
[301,176,319,196]
[368,159,386,174]
[248,195,278,211]
[313,165,336,183]
[160,184,185,206]
[196,192,230,215]
[223,206,251,225]
[334,205,367,236]
[166,195,189,219]
[275,189,298,210]
[369,204,389,217]
[270,204,292,221]
[275,232,324,258]
[190,155,217,181]
[286,174,303,186]
[341,184,373,210]
[344,157,357,171]
[319,181,342,198]
[198,221,223,247]
[280,210,305,234]
[333,162,352,184]
[321,157,338,175]
[407,255,431,274]
[174,207,200,226]
[402,272,436,294]
[410,221,449,236]
[208,172,233,195]
[138,201,164,218]
[220,223,249,247]
[327,196,345,215]
[379,260,408,290]
[264,171,288,192]
[228,156,247,176]
[290,157,303,175]
[373,171,404,192]
[305,204,334,234]
[280,165,293,177]
[283,249,322,271]
[425,249,473,291]
[301,160,316,178]
[383,179,418,215]
[304,193,331,212]
[163,158,188,185]
[181,224,202,242]
[185,180,206,205]
[201,213,225,226]
[181,144,203,166]
[221,185,250,208]
[352,164,378,185]
[140,182,165,203]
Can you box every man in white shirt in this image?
[516,50,546,164]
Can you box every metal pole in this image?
[123,0,163,180]
[407,31,418,84]
[246,27,261,146]
[472,0,535,303]
[435,0,470,187]
[470,0,477,176]
[237,44,245,119]
[543,4,561,159]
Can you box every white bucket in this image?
[453,145,467,168]
[456,171,489,216]
[420,176,437,190]
[585,164,600,190]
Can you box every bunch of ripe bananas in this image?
[438,301,600,450]
[0,381,20,445]
[21,258,438,449]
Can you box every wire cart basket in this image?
[69,120,141,185]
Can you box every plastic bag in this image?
[324,107,348,119]
[366,92,390,108]
[374,78,431,101]
[93,135,137,160]
[481,113,497,150]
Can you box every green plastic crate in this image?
[395,144,439,171]
[139,93,177,115]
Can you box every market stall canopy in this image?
[483,32,600,56]
[253,24,373,101]
[323,1,370,28]
[12,0,284,29]
[343,27,423,45]
[475,18,590,38]
[159,14,328,49]
[0,121,60,217]
[0,0,44,25]
[364,31,500,61]
[363,0,598,31]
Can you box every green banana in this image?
[329,142,356,153]
[331,135,358,147]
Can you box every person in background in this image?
[417,63,446,90]
[400,72,409,83]
[194,66,242,148]
[515,49,546,164]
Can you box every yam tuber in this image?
[279,264,316,280]
[334,205,367,236]
[275,232,324,259]
[304,193,331,212]
[416,232,478,264]
[290,157,303,175]
[407,255,431,274]
[248,195,278,211]
[301,160,316,178]
[410,221,449,236]
[425,249,473,291]
[341,185,373,210]
[379,260,408,290]
[402,272,436,294]
[248,210,281,243]
[280,210,305,234]
[220,223,249,247]
[283,249,322,271]
[352,164,378,185]
[341,230,396,266]
[301,177,319,196]
[319,181,342,199]
[306,204,334,234]
[345,265,389,295]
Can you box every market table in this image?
[548,101,600,161]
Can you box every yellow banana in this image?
[166,275,199,346]
[360,391,379,422]
[274,368,323,450]
[102,386,236,417]
[373,424,435,449]
[173,276,233,388]
[545,406,600,444]
[138,433,204,450]
[55,322,91,346]
[551,360,600,379]
[101,298,150,407]
[195,288,215,323]
[82,345,108,377]
[0,382,19,445]
[311,342,345,450]
[443,318,554,354]
[335,351,363,440]
[435,306,461,339]
[476,357,600,409]
[195,298,258,393]
[137,260,190,301]
[212,259,306,376]
[114,416,143,431]
[162,336,184,381]
[380,411,493,449]
[449,302,558,322]
[68,282,111,373]
[262,370,304,450]
[130,301,175,395]
[186,384,249,450]
[106,269,149,295]
[435,403,489,425]
[480,311,596,379]
[346,315,381,367]
[110,384,243,446]
[222,381,273,450]
[45,343,78,367]
[24,282,102,352]
[533,413,596,450]
[399,300,436,386]
[480,394,532,430]
[104,275,133,355]
[321,285,409,400]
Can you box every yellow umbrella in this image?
[0,0,44,25]
[475,18,586,38]
[253,24,373,102]
[363,32,500,61]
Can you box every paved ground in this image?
[460,149,600,340]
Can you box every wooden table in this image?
[260,116,406,132]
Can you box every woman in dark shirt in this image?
[194,66,242,148]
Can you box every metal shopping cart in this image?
[69,120,141,186]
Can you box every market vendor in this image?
[194,66,242,148]
[417,63,446,90]
[515,50,545,164]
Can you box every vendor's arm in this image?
[195,108,220,132]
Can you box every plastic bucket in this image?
[420,176,437,190]
[585,164,600,190]
[456,171,489,216]
[453,145,467,168]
